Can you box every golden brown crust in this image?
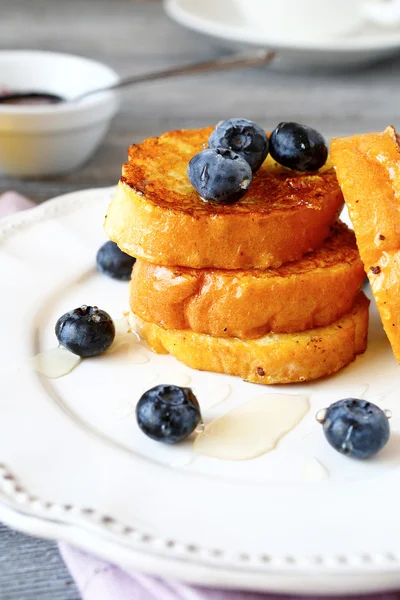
[130,222,365,338]
[331,127,400,362]
[105,127,344,269]
[133,292,369,385]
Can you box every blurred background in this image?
[1,0,399,204]
[0,0,400,598]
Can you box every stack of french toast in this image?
[104,119,374,384]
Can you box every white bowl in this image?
[0,51,120,177]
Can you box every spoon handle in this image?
[76,49,276,101]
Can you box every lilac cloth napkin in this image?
[2,190,399,600]
[0,190,34,218]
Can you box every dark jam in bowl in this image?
[0,92,63,105]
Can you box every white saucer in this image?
[165,0,400,69]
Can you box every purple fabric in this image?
[59,543,400,600]
[0,190,35,218]
[2,190,399,600]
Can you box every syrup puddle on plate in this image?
[301,457,329,482]
[108,311,150,364]
[27,346,81,379]
[194,394,310,461]
[114,314,139,339]
[108,336,150,364]
[201,384,232,410]
[27,311,149,380]
[127,311,147,340]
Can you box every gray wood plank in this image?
[0,0,400,598]
[0,524,80,600]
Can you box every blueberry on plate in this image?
[55,305,115,357]
[96,240,136,281]
[188,147,252,204]
[136,384,201,444]
[208,118,269,172]
[317,398,390,459]
[269,122,328,172]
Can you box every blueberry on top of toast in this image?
[208,118,269,173]
[270,122,328,172]
[105,126,343,269]
[187,147,252,204]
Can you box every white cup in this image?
[234,0,400,41]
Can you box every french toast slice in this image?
[331,126,400,363]
[105,127,344,270]
[131,292,369,385]
[130,221,365,338]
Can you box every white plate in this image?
[2,187,400,595]
[165,0,400,69]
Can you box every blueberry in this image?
[269,122,328,171]
[55,305,115,357]
[188,147,252,205]
[318,398,390,459]
[96,241,136,281]
[136,384,201,444]
[208,118,269,172]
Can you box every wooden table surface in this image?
[1,0,400,597]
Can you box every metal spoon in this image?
[0,49,275,105]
